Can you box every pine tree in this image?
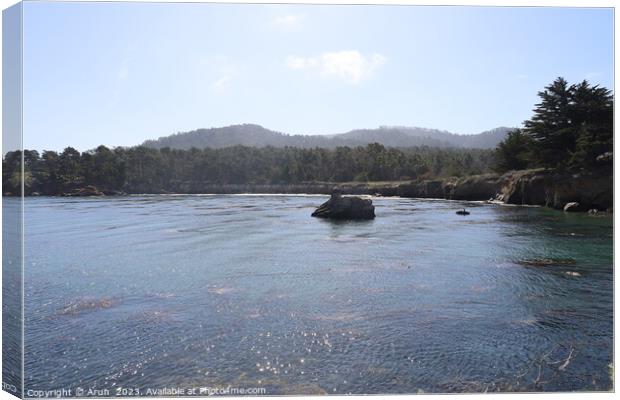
[523,77,576,168]
[568,80,613,170]
[523,77,613,171]
[493,129,532,172]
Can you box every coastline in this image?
[8,167,612,213]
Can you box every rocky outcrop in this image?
[449,174,501,200]
[499,169,551,206]
[549,173,612,210]
[394,168,611,212]
[397,174,502,201]
[498,169,612,211]
[63,185,104,197]
[397,180,449,198]
[312,189,375,220]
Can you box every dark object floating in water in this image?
[312,187,375,220]
[518,258,577,267]
[456,208,470,215]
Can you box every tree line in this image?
[3,144,495,195]
[494,77,613,172]
[3,77,612,196]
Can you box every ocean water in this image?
[9,195,614,394]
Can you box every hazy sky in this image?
[21,2,613,151]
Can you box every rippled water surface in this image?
[16,195,613,394]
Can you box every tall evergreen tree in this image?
[568,80,613,170]
[523,77,575,168]
[493,129,532,172]
[522,77,613,171]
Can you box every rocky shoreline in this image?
[9,169,612,212]
[158,169,611,212]
[395,169,612,212]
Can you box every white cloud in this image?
[271,14,303,31]
[286,51,387,85]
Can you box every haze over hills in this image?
[142,124,514,150]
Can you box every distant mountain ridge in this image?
[142,124,514,150]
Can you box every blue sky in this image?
[21,2,613,152]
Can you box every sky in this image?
[19,2,614,152]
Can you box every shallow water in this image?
[11,195,614,394]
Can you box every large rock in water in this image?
[312,189,375,220]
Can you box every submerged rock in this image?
[312,188,375,220]
[517,258,577,267]
[57,297,118,316]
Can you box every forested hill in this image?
[4,77,610,199]
[142,124,513,150]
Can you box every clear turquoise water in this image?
[14,195,613,394]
